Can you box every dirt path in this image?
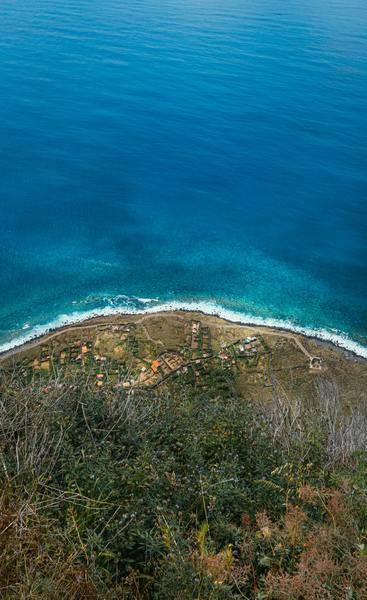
[140,322,165,348]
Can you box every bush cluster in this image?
[0,366,366,598]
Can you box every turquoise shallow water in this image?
[0,0,367,355]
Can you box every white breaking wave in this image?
[0,299,366,359]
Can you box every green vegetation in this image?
[0,356,366,600]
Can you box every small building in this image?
[151,360,160,374]
[244,336,257,344]
[310,356,322,370]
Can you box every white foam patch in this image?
[0,299,366,359]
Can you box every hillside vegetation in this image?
[0,356,367,599]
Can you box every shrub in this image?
[0,367,365,598]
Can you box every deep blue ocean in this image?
[0,0,367,355]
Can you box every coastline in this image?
[1,302,366,364]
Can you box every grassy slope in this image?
[0,314,366,599]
